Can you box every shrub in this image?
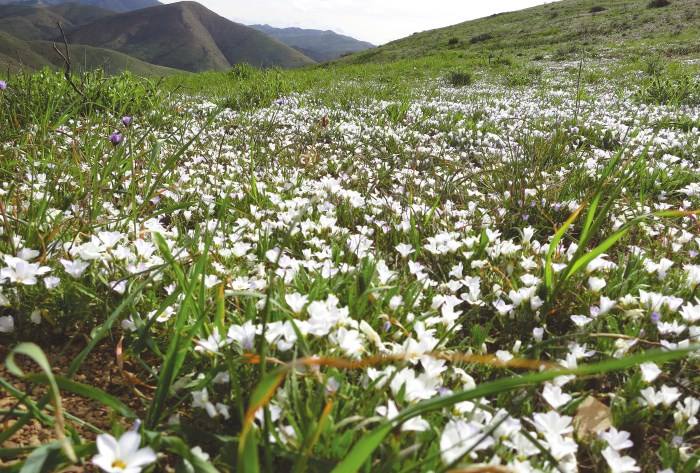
[228,62,256,80]
[589,6,607,13]
[447,70,474,87]
[447,37,459,46]
[635,64,700,106]
[470,33,494,44]
[647,0,671,8]
[504,65,544,87]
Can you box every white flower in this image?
[601,446,640,472]
[531,411,573,437]
[685,264,700,287]
[588,276,607,293]
[600,427,634,451]
[285,292,308,313]
[195,329,226,354]
[639,385,681,408]
[439,419,494,465]
[60,259,90,278]
[44,276,61,289]
[1,257,51,285]
[395,243,415,258]
[639,362,661,383]
[389,295,403,310]
[570,315,593,327]
[332,327,365,358]
[92,431,156,473]
[227,321,256,350]
[0,315,14,333]
[680,301,700,323]
[532,327,544,342]
[542,383,572,409]
[190,446,210,462]
[376,400,429,432]
[598,296,616,316]
[493,299,513,315]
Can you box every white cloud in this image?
[163,1,557,45]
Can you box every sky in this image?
[163,1,557,45]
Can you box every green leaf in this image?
[5,344,76,463]
[26,375,136,419]
[238,426,260,473]
[544,204,583,293]
[565,226,630,281]
[238,369,286,473]
[18,441,62,473]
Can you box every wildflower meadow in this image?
[0,54,699,472]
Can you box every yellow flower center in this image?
[112,459,127,470]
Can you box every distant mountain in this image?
[0,0,161,13]
[0,3,114,40]
[66,1,316,71]
[251,24,374,62]
[0,2,177,75]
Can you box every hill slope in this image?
[251,24,373,62]
[0,0,161,13]
[0,3,114,40]
[0,30,179,75]
[66,1,316,71]
[343,0,700,63]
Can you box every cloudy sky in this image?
[163,1,556,45]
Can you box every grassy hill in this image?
[27,41,180,75]
[251,24,374,62]
[0,28,180,76]
[66,1,316,71]
[343,0,700,64]
[0,3,114,40]
[0,0,161,12]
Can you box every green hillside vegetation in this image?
[66,1,316,71]
[0,26,180,75]
[251,24,374,62]
[342,0,700,64]
[0,3,113,40]
[28,41,181,75]
[0,30,50,69]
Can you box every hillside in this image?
[66,1,316,71]
[251,24,374,62]
[0,35,180,75]
[0,0,161,12]
[0,3,114,40]
[343,0,700,63]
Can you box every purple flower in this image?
[650,311,661,323]
[122,116,133,127]
[0,80,6,91]
[110,132,123,146]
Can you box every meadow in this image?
[0,51,699,472]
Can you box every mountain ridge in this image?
[66,1,316,71]
[0,0,161,13]
[251,24,374,62]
